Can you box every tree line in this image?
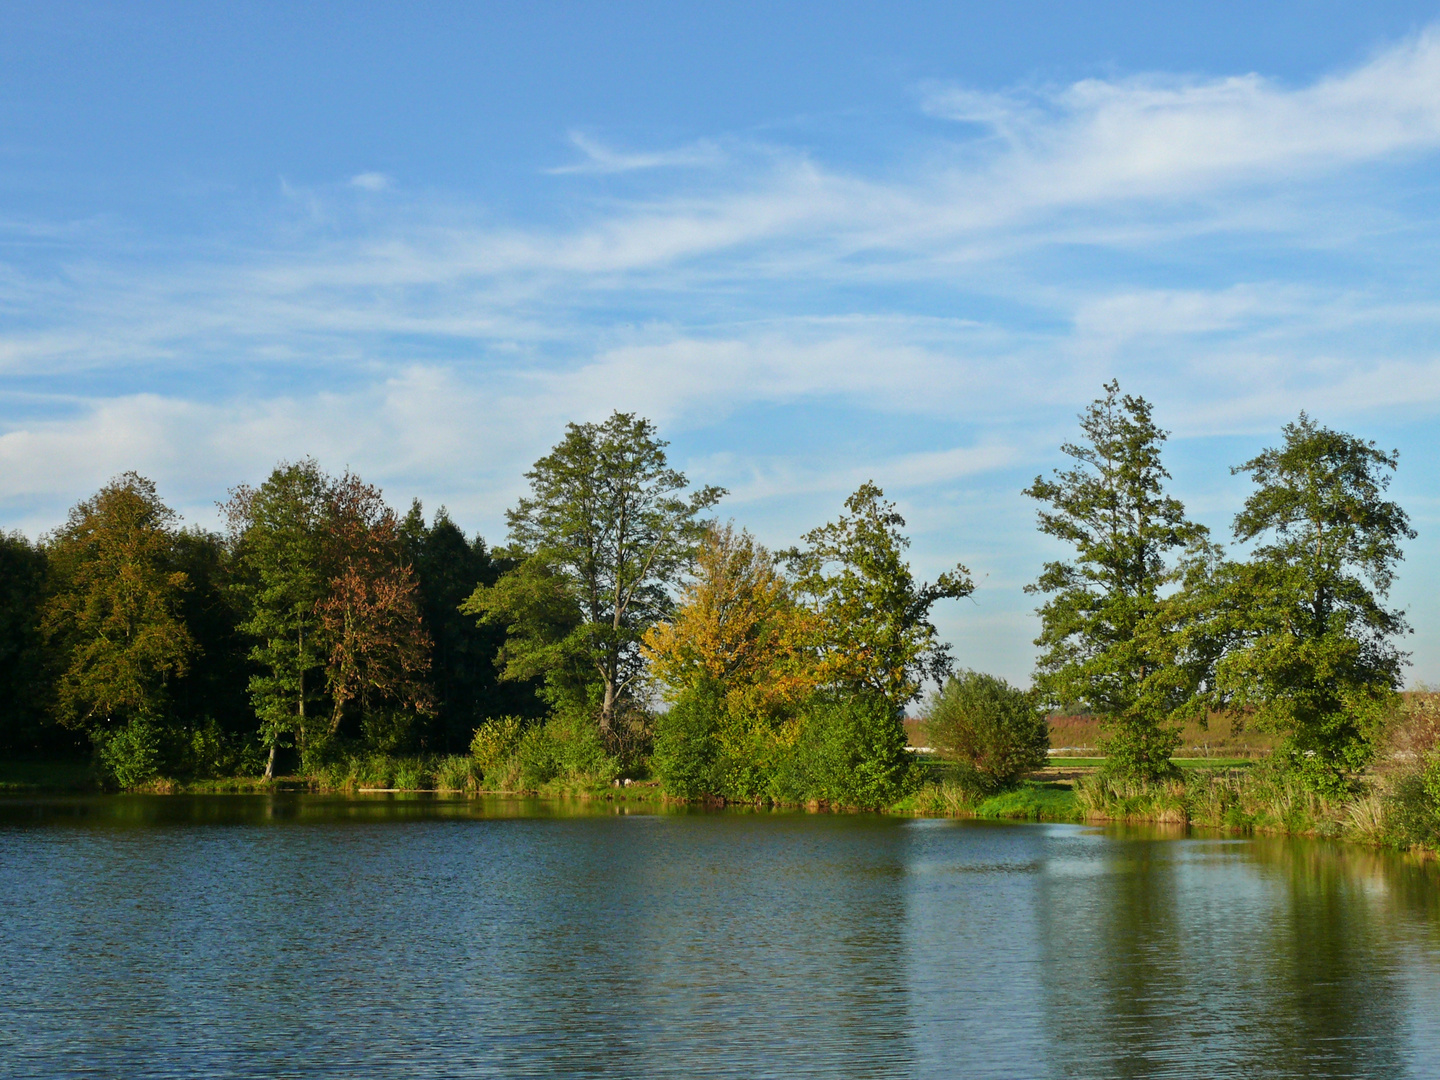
[0,385,1415,803]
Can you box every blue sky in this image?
[4,1,1440,685]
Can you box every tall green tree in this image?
[785,482,973,710]
[166,528,258,772]
[1212,414,1414,787]
[464,412,723,734]
[224,460,332,778]
[1024,381,1211,782]
[41,474,196,783]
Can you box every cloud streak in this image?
[546,132,726,175]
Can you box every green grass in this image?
[971,782,1080,821]
[899,778,1080,821]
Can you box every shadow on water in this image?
[0,791,684,828]
[3,797,1440,1078]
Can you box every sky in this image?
[3,1,1440,686]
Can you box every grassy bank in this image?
[898,778,1080,821]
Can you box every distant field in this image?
[906,711,1280,759]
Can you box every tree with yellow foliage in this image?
[642,522,817,716]
[643,523,820,799]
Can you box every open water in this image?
[3,794,1439,1079]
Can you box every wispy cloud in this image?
[922,29,1440,203]
[546,131,726,175]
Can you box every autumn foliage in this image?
[318,474,433,731]
[642,523,817,717]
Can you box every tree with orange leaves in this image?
[317,474,433,749]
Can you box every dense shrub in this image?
[94,718,163,789]
[1366,692,1440,847]
[477,709,619,792]
[775,692,915,809]
[470,715,525,780]
[925,671,1049,791]
[180,718,263,779]
[650,684,722,799]
[654,688,913,808]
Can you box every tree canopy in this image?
[642,522,817,716]
[41,474,196,785]
[225,459,333,777]
[464,411,723,733]
[786,482,972,710]
[1210,414,1414,786]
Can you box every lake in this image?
[3,794,1439,1078]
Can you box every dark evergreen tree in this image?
[402,503,545,752]
[167,529,257,767]
[0,531,67,754]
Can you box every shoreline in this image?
[4,769,1431,857]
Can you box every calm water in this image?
[3,796,1440,1079]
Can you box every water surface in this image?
[3,794,1438,1079]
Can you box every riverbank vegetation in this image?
[2,388,1438,851]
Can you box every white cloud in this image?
[349,172,391,191]
[923,28,1440,205]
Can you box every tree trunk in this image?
[600,677,615,733]
[297,657,306,764]
[263,742,276,781]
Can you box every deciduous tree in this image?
[785,483,972,710]
[224,460,332,778]
[464,412,723,735]
[1212,414,1414,788]
[642,523,817,716]
[41,474,195,781]
[318,474,433,747]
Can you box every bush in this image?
[480,710,619,792]
[1388,766,1440,848]
[94,718,163,789]
[775,691,915,809]
[925,671,1049,791]
[651,684,722,799]
[182,717,260,779]
[1365,692,1440,848]
[470,716,525,781]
